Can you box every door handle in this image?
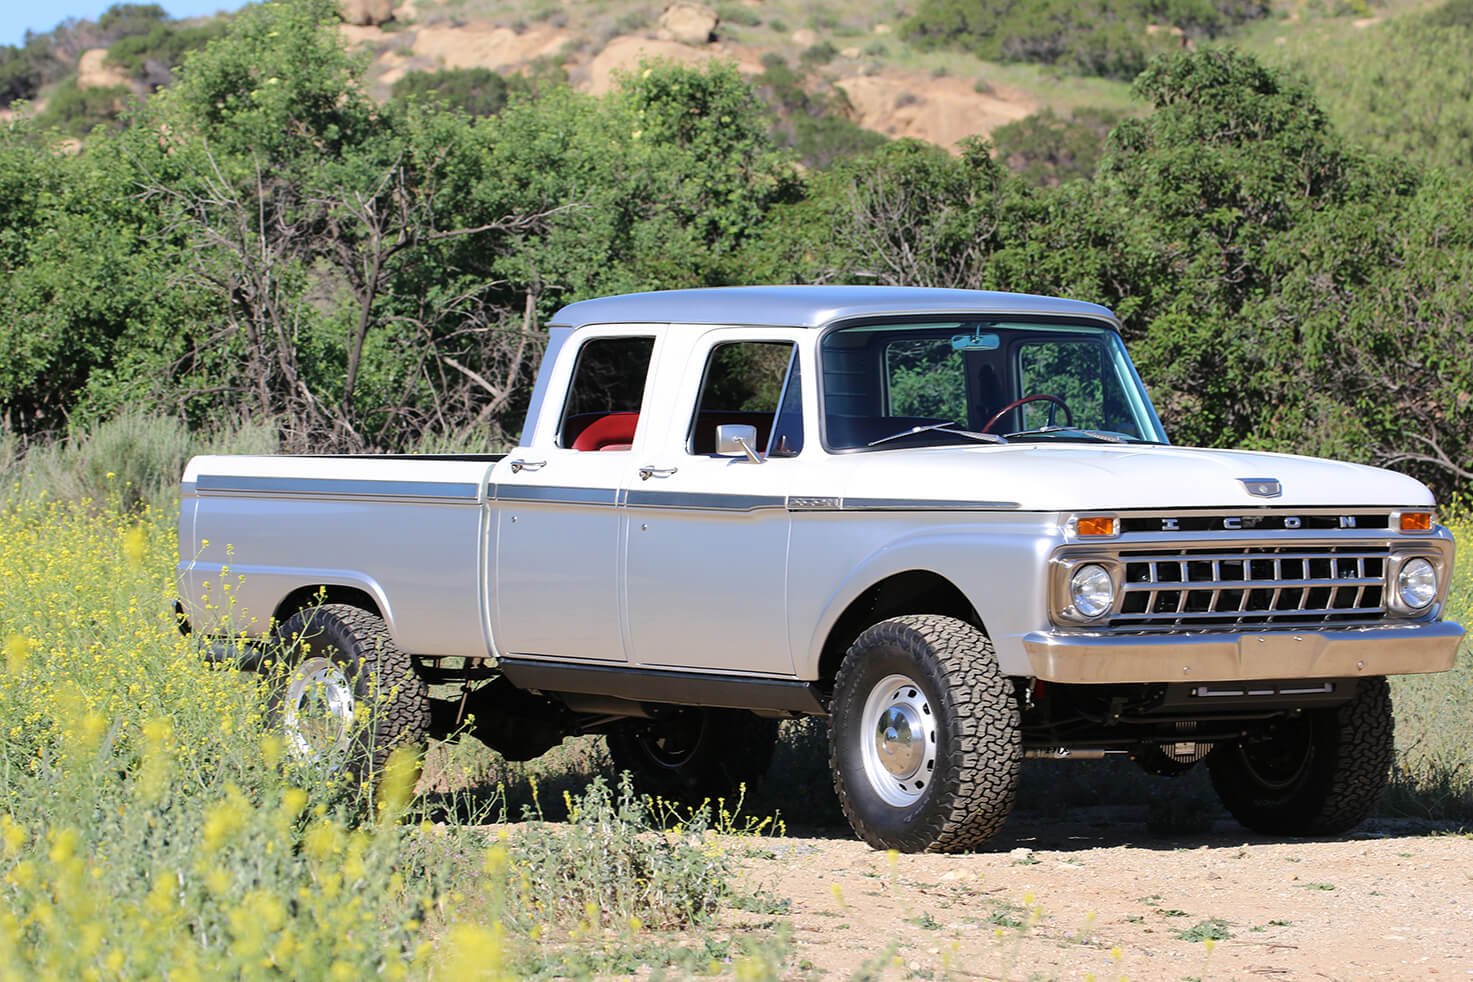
[509,459,546,474]
[638,466,678,481]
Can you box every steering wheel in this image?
[981,393,1073,433]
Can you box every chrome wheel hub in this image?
[859,674,939,807]
[283,656,355,763]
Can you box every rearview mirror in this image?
[715,424,762,464]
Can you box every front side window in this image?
[820,319,1165,451]
[688,341,803,457]
[558,336,655,450]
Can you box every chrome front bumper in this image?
[1023,620,1464,684]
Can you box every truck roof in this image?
[547,285,1119,330]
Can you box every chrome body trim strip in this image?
[841,497,1022,511]
[1023,620,1465,684]
[194,474,481,502]
[624,490,787,512]
[495,485,620,506]
[785,496,1022,512]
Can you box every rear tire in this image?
[1207,676,1393,835]
[269,604,430,791]
[607,708,777,804]
[829,615,1021,853]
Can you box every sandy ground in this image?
[719,807,1473,981]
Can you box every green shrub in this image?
[717,3,763,28]
[799,40,839,66]
[105,20,227,86]
[903,0,1269,79]
[1428,0,1473,29]
[391,66,513,117]
[788,113,888,169]
[34,79,133,137]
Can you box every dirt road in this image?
[724,808,1473,981]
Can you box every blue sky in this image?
[3,3,248,48]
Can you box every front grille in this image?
[1111,545,1390,632]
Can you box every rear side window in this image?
[687,341,803,457]
[558,337,655,450]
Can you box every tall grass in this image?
[1,411,279,512]
[0,498,754,978]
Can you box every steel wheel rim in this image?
[283,656,355,763]
[859,673,938,807]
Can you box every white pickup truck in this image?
[178,286,1463,852]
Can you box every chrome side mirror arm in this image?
[715,424,763,464]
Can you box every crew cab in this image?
[178,286,1463,852]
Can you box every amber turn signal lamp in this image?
[1400,512,1433,533]
[1077,516,1116,537]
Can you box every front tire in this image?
[607,708,778,803]
[1207,676,1393,835]
[269,604,430,790]
[829,615,1021,853]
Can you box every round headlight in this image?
[1397,557,1437,611]
[1069,563,1115,619]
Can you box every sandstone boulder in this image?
[657,3,718,45]
[339,0,394,27]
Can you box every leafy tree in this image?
[1238,175,1473,491]
[97,3,168,36]
[125,0,575,448]
[0,119,203,437]
[748,136,1015,289]
[0,37,55,105]
[991,107,1121,186]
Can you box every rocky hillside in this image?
[5,0,1467,172]
[335,0,1042,150]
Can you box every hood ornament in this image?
[1239,477,1282,499]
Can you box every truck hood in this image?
[829,443,1434,512]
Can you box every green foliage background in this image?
[0,0,1471,497]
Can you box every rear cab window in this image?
[557,336,656,451]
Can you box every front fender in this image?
[790,512,1064,679]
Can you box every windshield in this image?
[819,318,1167,450]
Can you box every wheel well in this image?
[817,571,984,684]
[272,585,383,627]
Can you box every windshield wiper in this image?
[1004,426,1130,443]
[868,423,1007,447]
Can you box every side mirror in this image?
[715,424,763,464]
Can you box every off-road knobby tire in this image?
[269,604,430,791]
[1207,676,1393,836]
[829,615,1022,853]
[607,708,778,805]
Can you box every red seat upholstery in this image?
[571,412,640,451]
